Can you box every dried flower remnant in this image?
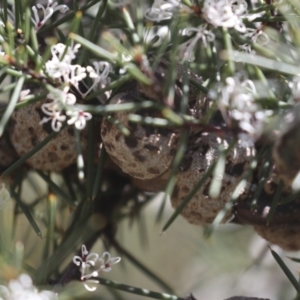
[31,0,69,31]
[0,183,10,209]
[73,244,121,292]
[0,273,57,300]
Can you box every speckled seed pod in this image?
[101,92,180,180]
[273,104,300,187]
[132,169,170,192]
[254,225,300,251]
[171,131,256,225]
[10,100,86,172]
[0,133,18,170]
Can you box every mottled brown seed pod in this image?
[101,92,180,180]
[10,100,87,172]
[132,169,170,192]
[254,225,300,251]
[101,60,206,180]
[0,132,18,170]
[273,104,300,187]
[171,131,256,225]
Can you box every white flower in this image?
[45,59,70,79]
[40,108,67,132]
[84,61,111,96]
[203,0,248,32]
[39,88,71,132]
[0,274,57,300]
[180,25,215,61]
[73,245,100,281]
[45,43,83,81]
[73,244,121,292]
[45,43,88,96]
[0,183,10,209]
[31,0,69,31]
[47,87,77,106]
[145,0,193,22]
[50,43,81,64]
[66,109,92,130]
[240,26,269,53]
[99,252,121,272]
[66,65,87,90]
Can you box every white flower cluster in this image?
[0,183,10,209]
[73,244,121,292]
[203,0,248,32]
[145,0,193,22]
[216,74,273,145]
[145,0,269,61]
[0,273,57,300]
[41,42,111,132]
[31,0,69,31]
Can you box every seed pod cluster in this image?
[100,61,258,226]
[101,60,207,181]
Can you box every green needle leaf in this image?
[0,76,25,137]
[10,189,43,239]
[270,247,300,295]
[95,277,185,300]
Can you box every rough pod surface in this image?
[273,104,300,187]
[254,225,300,251]
[10,100,86,172]
[171,131,256,225]
[0,134,18,170]
[101,92,180,180]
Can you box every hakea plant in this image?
[1,0,300,300]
